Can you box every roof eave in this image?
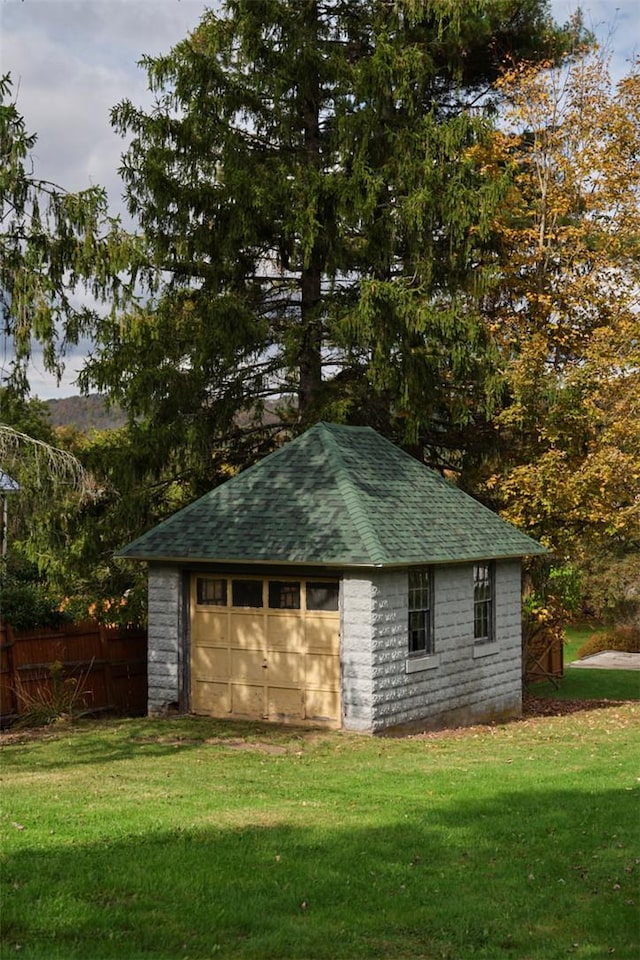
[116,547,548,567]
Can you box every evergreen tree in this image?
[84,0,580,489]
[0,74,135,396]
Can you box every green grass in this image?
[563,623,608,664]
[529,623,640,702]
[531,667,640,702]
[1,709,639,960]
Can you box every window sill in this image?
[406,653,440,674]
[473,641,500,659]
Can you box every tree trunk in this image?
[297,0,323,420]
[299,255,323,418]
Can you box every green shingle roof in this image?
[118,422,546,567]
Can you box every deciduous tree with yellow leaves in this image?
[482,47,640,621]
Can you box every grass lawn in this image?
[563,624,607,665]
[527,623,640,702]
[1,707,639,960]
[529,667,640,702]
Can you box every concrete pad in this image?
[568,651,640,671]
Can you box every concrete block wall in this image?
[370,561,523,733]
[147,565,184,713]
[340,574,374,731]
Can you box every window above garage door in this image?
[195,576,340,613]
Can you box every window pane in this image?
[409,569,430,610]
[408,610,426,653]
[232,579,263,608]
[306,582,339,611]
[196,577,227,606]
[268,581,301,609]
[474,563,490,591]
[475,603,488,639]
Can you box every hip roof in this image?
[118,422,547,566]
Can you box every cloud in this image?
[550,0,639,78]
[2,0,205,210]
[1,0,207,397]
[1,0,638,399]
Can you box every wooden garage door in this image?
[190,576,341,726]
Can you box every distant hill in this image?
[46,395,127,433]
[45,395,292,435]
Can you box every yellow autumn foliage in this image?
[481,45,640,568]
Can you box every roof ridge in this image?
[318,424,387,565]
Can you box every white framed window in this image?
[473,563,494,644]
[408,568,434,655]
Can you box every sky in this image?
[1,0,639,400]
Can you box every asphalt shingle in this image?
[118,422,547,566]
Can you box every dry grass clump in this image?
[576,624,640,660]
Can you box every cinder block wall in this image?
[370,561,523,733]
[147,565,184,713]
[341,574,374,731]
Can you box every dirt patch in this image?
[204,737,290,754]
[0,726,66,745]
[522,693,631,717]
[124,735,294,754]
[0,728,297,753]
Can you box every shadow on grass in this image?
[2,786,638,960]
[0,715,333,771]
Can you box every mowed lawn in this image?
[1,704,639,960]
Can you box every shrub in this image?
[61,584,146,630]
[0,579,70,630]
[576,625,640,660]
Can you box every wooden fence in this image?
[524,632,564,685]
[0,620,147,726]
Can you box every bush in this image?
[576,625,640,660]
[60,583,146,630]
[0,579,70,630]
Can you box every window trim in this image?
[406,652,440,674]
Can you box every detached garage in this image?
[119,423,546,733]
